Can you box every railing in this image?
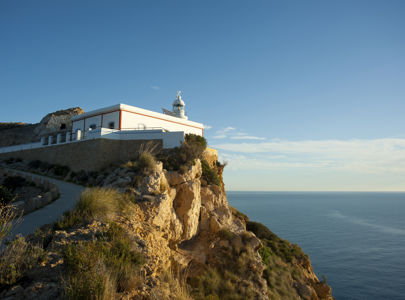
[0,126,183,154]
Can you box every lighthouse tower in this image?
[172,91,188,119]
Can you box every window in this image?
[108,121,115,129]
[60,123,66,130]
[89,124,97,131]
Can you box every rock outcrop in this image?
[0,107,84,147]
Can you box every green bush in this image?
[53,164,70,178]
[63,223,144,299]
[0,236,45,285]
[201,160,220,186]
[247,221,306,263]
[158,134,207,172]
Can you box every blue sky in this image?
[1,1,404,190]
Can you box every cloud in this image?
[204,125,212,130]
[211,126,266,140]
[151,85,160,90]
[230,135,266,140]
[214,138,405,174]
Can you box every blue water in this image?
[227,192,405,300]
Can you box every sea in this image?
[227,191,405,300]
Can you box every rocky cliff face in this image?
[0,154,334,299]
[0,107,84,147]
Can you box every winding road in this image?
[6,169,85,237]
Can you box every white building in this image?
[70,91,204,148]
[0,92,203,154]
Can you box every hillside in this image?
[0,108,84,147]
[0,136,333,299]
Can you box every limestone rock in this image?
[173,179,201,241]
[165,159,202,186]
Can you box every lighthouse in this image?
[172,91,188,120]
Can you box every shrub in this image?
[63,223,144,299]
[0,204,19,245]
[123,151,158,176]
[137,151,157,174]
[201,160,220,186]
[247,221,306,263]
[55,188,133,230]
[28,160,42,169]
[159,268,192,300]
[158,134,208,172]
[0,236,45,285]
[53,164,70,178]
[0,186,14,205]
[3,175,27,192]
[4,158,15,165]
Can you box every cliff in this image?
[0,139,333,299]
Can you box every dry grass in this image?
[55,188,133,230]
[62,223,144,299]
[0,203,20,246]
[0,236,44,285]
[153,267,192,300]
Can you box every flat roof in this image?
[71,103,204,128]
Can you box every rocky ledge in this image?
[0,151,333,299]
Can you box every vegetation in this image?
[247,221,307,264]
[0,186,14,205]
[0,203,19,245]
[2,175,29,192]
[189,229,258,300]
[28,160,70,178]
[63,223,144,299]
[123,151,158,175]
[0,236,45,285]
[158,134,207,172]
[55,187,133,230]
[201,160,221,186]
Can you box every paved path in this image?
[5,169,85,237]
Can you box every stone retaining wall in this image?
[0,168,59,214]
[0,139,162,172]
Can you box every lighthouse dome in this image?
[173,91,185,107]
[172,91,188,119]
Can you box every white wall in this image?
[121,110,203,136]
[102,111,119,129]
[85,115,102,131]
[72,119,84,132]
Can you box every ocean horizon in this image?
[227,191,405,300]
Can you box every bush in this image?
[158,134,207,172]
[53,164,70,178]
[201,160,220,186]
[0,204,19,245]
[0,186,14,205]
[3,175,27,192]
[55,188,133,230]
[28,160,42,169]
[247,221,306,263]
[137,151,158,174]
[0,236,45,285]
[63,223,144,299]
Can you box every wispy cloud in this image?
[151,85,160,90]
[212,126,265,140]
[214,138,405,174]
[204,125,212,130]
